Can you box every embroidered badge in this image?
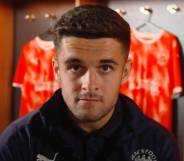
[131,149,157,161]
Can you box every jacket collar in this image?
[39,89,148,140]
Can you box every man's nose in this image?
[81,69,99,91]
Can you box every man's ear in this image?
[121,59,132,84]
[52,57,61,81]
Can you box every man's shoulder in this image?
[0,90,63,145]
[118,94,173,139]
[117,94,178,158]
[0,109,42,143]
[0,95,58,160]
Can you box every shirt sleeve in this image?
[12,45,27,89]
[0,123,30,161]
[170,37,183,97]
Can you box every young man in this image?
[0,5,180,161]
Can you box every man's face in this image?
[53,37,131,123]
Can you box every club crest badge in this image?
[131,149,157,161]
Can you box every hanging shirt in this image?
[120,28,183,131]
[13,36,60,117]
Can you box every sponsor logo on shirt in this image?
[131,149,157,161]
[35,81,59,91]
[129,79,160,96]
[36,153,58,161]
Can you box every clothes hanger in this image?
[38,13,57,41]
[38,28,55,41]
[136,6,163,33]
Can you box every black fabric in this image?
[38,89,124,161]
[0,89,180,161]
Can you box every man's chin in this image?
[74,113,103,123]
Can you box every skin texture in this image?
[53,36,132,133]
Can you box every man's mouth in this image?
[78,98,100,101]
[77,93,102,102]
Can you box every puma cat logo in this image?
[36,153,59,161]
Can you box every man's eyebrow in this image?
[64,58,82,64]
[64,58,118,65]
[100,59,118,65]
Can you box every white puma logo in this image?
[36,153,59,161]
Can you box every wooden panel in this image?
[75,0,108,6]
[0,3,14,133]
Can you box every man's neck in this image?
[73,107,115,133]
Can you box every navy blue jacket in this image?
[0,89,180,161]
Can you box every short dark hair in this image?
[53,5,130,57]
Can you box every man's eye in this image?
[99,65,113,73]
[68,65,82,73]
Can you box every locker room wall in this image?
[0,3,14,134]
[13,0,184,160]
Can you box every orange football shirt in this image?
[120,28,183,131]
[13,37,60,117]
